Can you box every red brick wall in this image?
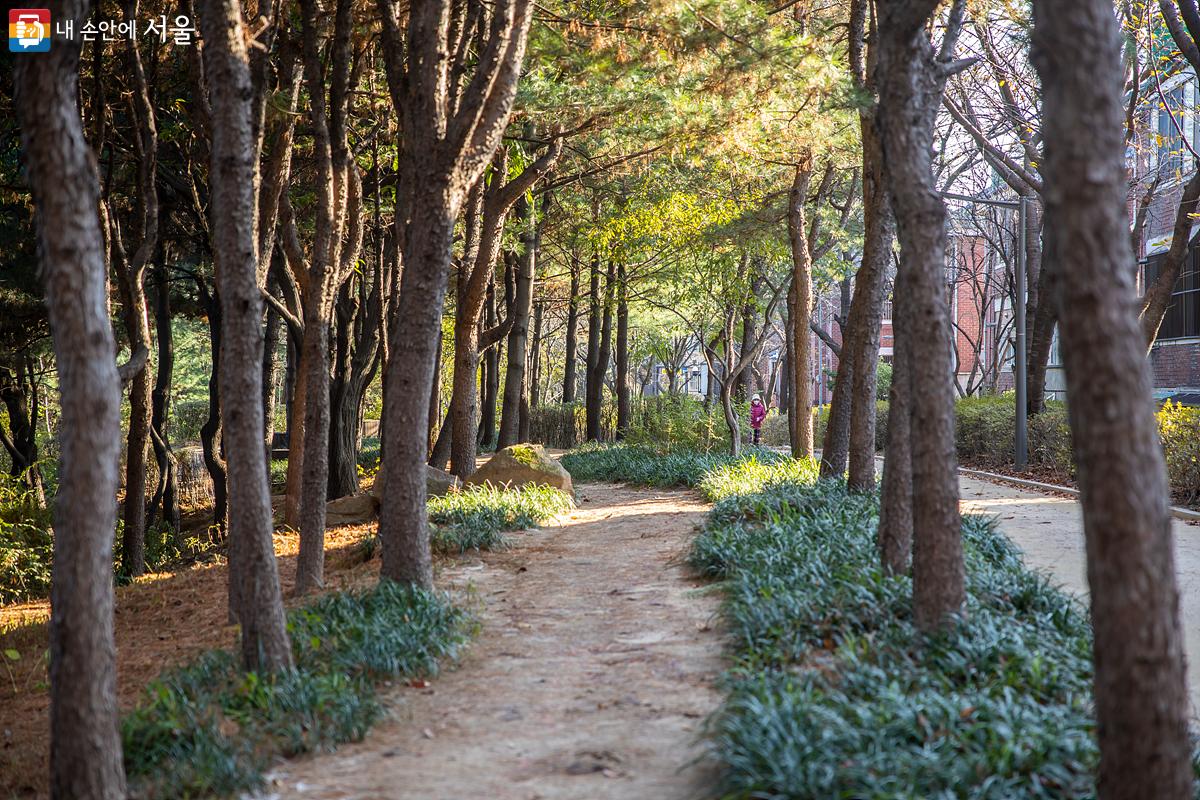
[1150,340,1200,386]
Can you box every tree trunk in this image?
[295,300,331,595]
[877,0,965,633]
[262,278,281,453]
[847,103,896,492]
[429,407,453,470]
[379,188,456,589]
[283,327,305,529]
[199,291,229,533]
[199,0,295,671]
[480,273,501,447]
[585,254,603,440]
[15,13,129,792]
[499,201,536,448]
[563,258,580,403]
[1033,2,1192,794]
[148,261,180,532]
[529,301,543,411]
[615,263,631,438]
[878,270,913,575]
[788,163,815,459]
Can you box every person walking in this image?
[750,394,766,446]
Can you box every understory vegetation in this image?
[564,446,1169,797]
[427,484,574,553]
[560,442,789,488]
[121,582,473,799]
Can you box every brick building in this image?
[1131,66,1200,395]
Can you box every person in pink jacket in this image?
[750,394,766,446]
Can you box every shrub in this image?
[690,464,1114,798]
[122,582,472,799]
[0,476,53,604]
[427,483,573,553]
[1160,400,1200,504]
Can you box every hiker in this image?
[750,394,766,446]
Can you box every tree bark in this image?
[788,162,815,459]
[148,261,180,532]
[198,0,294,672]
[15,6,128,790]
[846,46,897,491]
[374,0,534,588]
[198,288,229,533]
[1033,1,1192,795]
[878,269,913,575]
[499,200,536,448]
[615,263,631,438]
[877,0,965,633]
[563,258,580,403]
[379,192,454,589]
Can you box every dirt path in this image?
[261,482,725,800]
[960,474,1200,713]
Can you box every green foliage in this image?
[560,443,787,488]
[122,583,473,799]
[428,484,573,554]
[689,463,1115,798]
[0,475,52,604]
[877,360,893,401]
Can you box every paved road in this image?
[961,474,1200,713]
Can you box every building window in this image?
[1144,246,1200,340]
[1154,79,1194,178]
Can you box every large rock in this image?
[464,444,573,495]
[325,492,379,527]
[368,464,460,502]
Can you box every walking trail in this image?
[960,474,1200,713]
[262,482,725,800]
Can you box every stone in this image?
[368,464,460,502]
[464,444,573,495]
[325,492,380,527]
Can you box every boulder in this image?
[464,444,573,495]
[368,464,460,502]
[325,492,379,527]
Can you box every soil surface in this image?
[260,482,725,800]
[960,474,1200,713]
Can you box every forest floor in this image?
[0,519,385,798]
[0,481,725,800]
[260,482,725,800]
[960,473,1200,711]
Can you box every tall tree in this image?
[198,0,294,671]
[450,138,560,476]
[876,0,968,632]
[14,0,128,792]
[787,159,815,459]
[376,0,535,588]
[1033,0,1192,794]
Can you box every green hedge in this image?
[788,394,1200,504]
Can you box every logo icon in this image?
[9,9,50,52]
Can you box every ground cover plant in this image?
[427,484,574,553]
[683,454,1162,798]
[560,443,789,489]
[121,582,473,799]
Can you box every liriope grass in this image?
[122,582,473,799]
[560,443,788,489]
[428,483,573,553]
[689,464,1148,798]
